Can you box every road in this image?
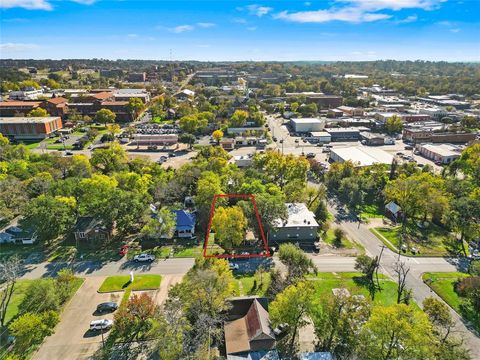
[326,200,480,357]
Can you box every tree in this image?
[423,297,456,343]
[310,291,370,358]
[106,123,121,138]
[212,129,223,144]
[211,206,247,252]
[141,208,176,239]
[393,260,411,304]
[27,107,48,117]
[0,256,22,327]
[270,281,314,354]
[333,228,345,247]
[178,133,196,149]
[455,144,480,185]
[94,108,116,125]
[127,97,144,119]
[355,254,380,289]
[24,195,76,243]
[195,171,223,230]
[179,114,207,134]
[278,243,317,285]
[358,304,434,360]
[8,311,59,353]
[90,143,127,173]
[20,279,60,314]
[448,196,480,255]
[114,293,159,342]
[385,115,403,134]
[229,109,249,127]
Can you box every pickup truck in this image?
[133,253,155,262]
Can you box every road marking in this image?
[411,257,419,264]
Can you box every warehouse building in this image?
[326,127,361,141]
[329,146,394,167]
[290,118,325,133]
[307,131,331,144]
[416,144,462,164]
[0,116,62,140]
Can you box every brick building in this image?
[0,116,62,140]
[0,101,42,117]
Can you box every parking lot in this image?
[33,277,121,360]
[135,123,180,135]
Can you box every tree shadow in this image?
[353,275,381,300]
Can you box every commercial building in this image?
[360,132,385,146]
[127,72,146,82]
[131,134,178,146]
[336,106,364,117]
[41,97,68,118]
[113,89,150,103]
[290,118,325,133]
[417,144,462,164]
[271,203,319,242]
[0,116,62,140]
[329,146,394,167]
[8,89,44,100]
[307,131,331,144]
[0,101,42,117]
[326,127,361,141]
[403,127,477,144]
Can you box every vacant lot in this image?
[98,275,162,292]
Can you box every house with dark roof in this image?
[224,297,277,358]
[73,217,110,242]
[173,210,196,239]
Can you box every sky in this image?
[0,0,479,61]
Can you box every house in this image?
[174,89,195,101]
[224,297,277,358]
[385,202,402,222]
[221,138,235,150]
[173,210,196,239]
[0,225,37,245]
[73,217,110,242]
[271,203,319,242]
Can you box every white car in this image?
[133,253,155,262]
[229,263,239,270]
[90,319,113,331]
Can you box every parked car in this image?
[65,151,73,156]
[306,153,316,159]
[273,323,289,336]
[404,145,413,150]
[119,245,128,257]
[411,247,419,254]
[133,253,155,262]
[272,136,278,142]
[434,160,442,165]
[96,302,118,313]
[90,319,113,331]
[279,139,284,144]
[229,263,239,270]
[168,152,176,157]
[294,139,299,143]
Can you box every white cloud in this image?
[169,25,194,33]
[127,33,138,38]
[0,42,39,51]
[247,4,273,17]
[335,0,445,11]
[274,8,391,23]
[396,14,418,23]
[450,28,460,33]
[0,0,52,10]
[197,22,216,28]
[247,26,257,31]
[232,18,248,24]
[70,0,96,4]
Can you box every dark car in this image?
[306,153,316,159]
[96,302,118,313]
[168,152,176,157]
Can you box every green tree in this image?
[106,123,121,138]
[211,206,247,252]
[179,114,208,134]
[212,129,223,144]
[90,143,127,173]
[178,133,196,149]
[354,254,379,285]
[270,281,314,354]
[278,243,317,285]
[385,115,403,134]
[9,311,59,353]
[94,108,116,125]
[27,107,48,117]
[127,97,144,119]
[24,195,76,243]
[20,279,60,314]
[358,304,434,360]
[19,80,40,90]
[141,208,176,239]
[229,109,249,127]
[195,171,223,230]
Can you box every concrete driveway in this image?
[33,277,121,360]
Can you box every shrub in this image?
[455,276,480,297]
[334,228,345,247]
[469,260,480,276]
[20,279,60,314]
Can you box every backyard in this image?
[234,273,271,297]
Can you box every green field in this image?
[360,203,384,219]
[371,224,453,256]
[323,229,364,253]
[308,272,405,306]
[98,275,162,292]
[423,272,479,331]
[235,273,271,297]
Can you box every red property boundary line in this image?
[203,194,271,259]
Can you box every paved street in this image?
[326,200,480,358]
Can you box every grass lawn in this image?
[173,245,202,257]
[235,273,271,297]
[308,272,406,307]
[98,275,162,292]
[4,277,84,325]
[423,272,479,331]
[371,224,453,256]
[20,141,42,149]
[323,229,356,250]
[360,203,384,219]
